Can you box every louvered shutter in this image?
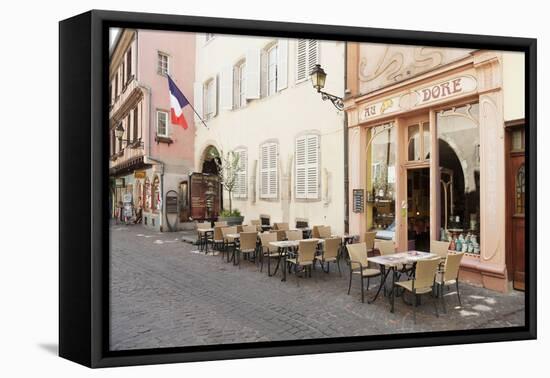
[308,40,319,77]
[295,136,307,199]
[260,144,269,198]
[296,39,307,82]
[235,149,247,198]
[245,49,261,99]
[220,65,233,110]
[193,82,203,120]
[277,39,288,91]
[306,135,319,199]
[260,49,268,98]
[268,143,278,198]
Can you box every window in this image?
[133,107,138,143]
[156,110,168,137]
[110,129,116,156]
[267,44,278,96]
[204,79,216,119]
[260,142,278,199]
[234,61,246,109]
[114,73,119,98]
[407,122,430,161]
[144,177,151,210]
[437,103,480,246]
[516,164,525,215]
[296,39,319,82]
[126,48,132,83]
[368,123,396,233]
[152,176,160,212]
[157,52,169,76]
[295,134,320,199]
[512,128,525,151]
[234,148,248,199]
[126,114,131,145]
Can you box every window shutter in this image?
[245,49,261,99]
[306,135,319,199]
[268,143,278,197]
[308,40,319,77]
[277,39,288,91]
[260,50,268,98]
[260,144,269,197]
[296,39,307,82]
[295,137,307,199]
[193,82,203,120]
[220,65,233,110]
[235,149,247,198]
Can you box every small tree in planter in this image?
[210,149,244,225]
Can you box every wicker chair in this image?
[259,232,280,276]
[312,225,322,239]
[364,231,377,253]
[196,221,212,252]
[273,222,289,231]
[285,230,302,241]
[286,240,318,285]
[221,226,238,263]
[234,232,258,267]
[318,225,332,239]
[213,226,225,253]
[431,240,451,263]
[436,252,465,312]
[215,221,228,227]
[242,225,257,233]
[316,237,341,276]
[394,257,441,323]
[250,219,262,232]
[346,243,381,303]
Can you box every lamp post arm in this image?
[319,90,344,111]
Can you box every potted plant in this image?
[210,149,245,226]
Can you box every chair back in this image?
[298,240,318,264]
[236,225,244,233]
[286,230,302,241]
[221,226,237,240]
[295,218,308,229]
[443,252,464,281]
[215,221,227,227]
[273,222,289,231]
[275,230,286,241]
[364,231,377,250]
[346,243,369,270]
[250,219,261,231]
[323,238,341,260]
[259,232,277,253]
[375,240,395,256]
[413,258,441,290]
[240,232,257,251]
[319,226,332,239]
[213,226,224,241]
[242,225,257,233]
[431,240,450,259]
[312,225,322,239]
[197,221,211,230]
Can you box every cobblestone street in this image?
[110,224,525,351]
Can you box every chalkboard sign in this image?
[165,190,179,214]
[353,189,364,213]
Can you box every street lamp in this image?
[115,123,125,141]
[310,64,344,110]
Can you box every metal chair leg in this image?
[361,275,364,303]
[413,291,417,324]
[348,270,353,295]
[440,284,447,313]
[456,281,462,306]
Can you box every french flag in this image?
[167,75,190,129]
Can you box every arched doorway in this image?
[201,145,221,174]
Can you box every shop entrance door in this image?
[407,168,430,252]
[505,123,525,291]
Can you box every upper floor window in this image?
[156,110,168,137]
[234,61,247,109]
[267,44,278,96]
[157,52,169,76]
[234,148,248,199]
[295,134,320,199]
[296,39,318,83]
[204,79,217,120]
[260,142,278,199]
[125,48,132,83]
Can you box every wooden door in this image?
[505,123,526,290]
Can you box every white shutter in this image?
[296,39,307,82]
[234,149,247,198]
[220,66,233,110]
[193,82,203,120]
[268,143,278,197]
[306,135,319,199]
[277,39,288,91]
[260,144,269,197]
[308,40,319,77]
[295,136,307,199]
[260,50,268,98]
[245,49,261,99]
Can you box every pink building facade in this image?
[109,29,196,231]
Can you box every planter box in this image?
[218,216,244,226]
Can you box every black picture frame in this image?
[59,9,537,368]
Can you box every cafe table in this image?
[268,238,322,282]
[197,228,214,253]
[367,251,438,312]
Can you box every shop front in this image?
[345,46,514,292]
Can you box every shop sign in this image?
[358,75,477,123]
[134,171,146,179]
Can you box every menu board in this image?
[165,190,178,214]
[189,173,220,220]
[353,189,364,213]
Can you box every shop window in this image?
[437,103,480,252]
[367,123,396,235]
[144,177,151,210]
[516,164,525,215]
[407,122,430,161]
[152,176,160,212]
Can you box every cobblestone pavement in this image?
[110,224,525,351]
